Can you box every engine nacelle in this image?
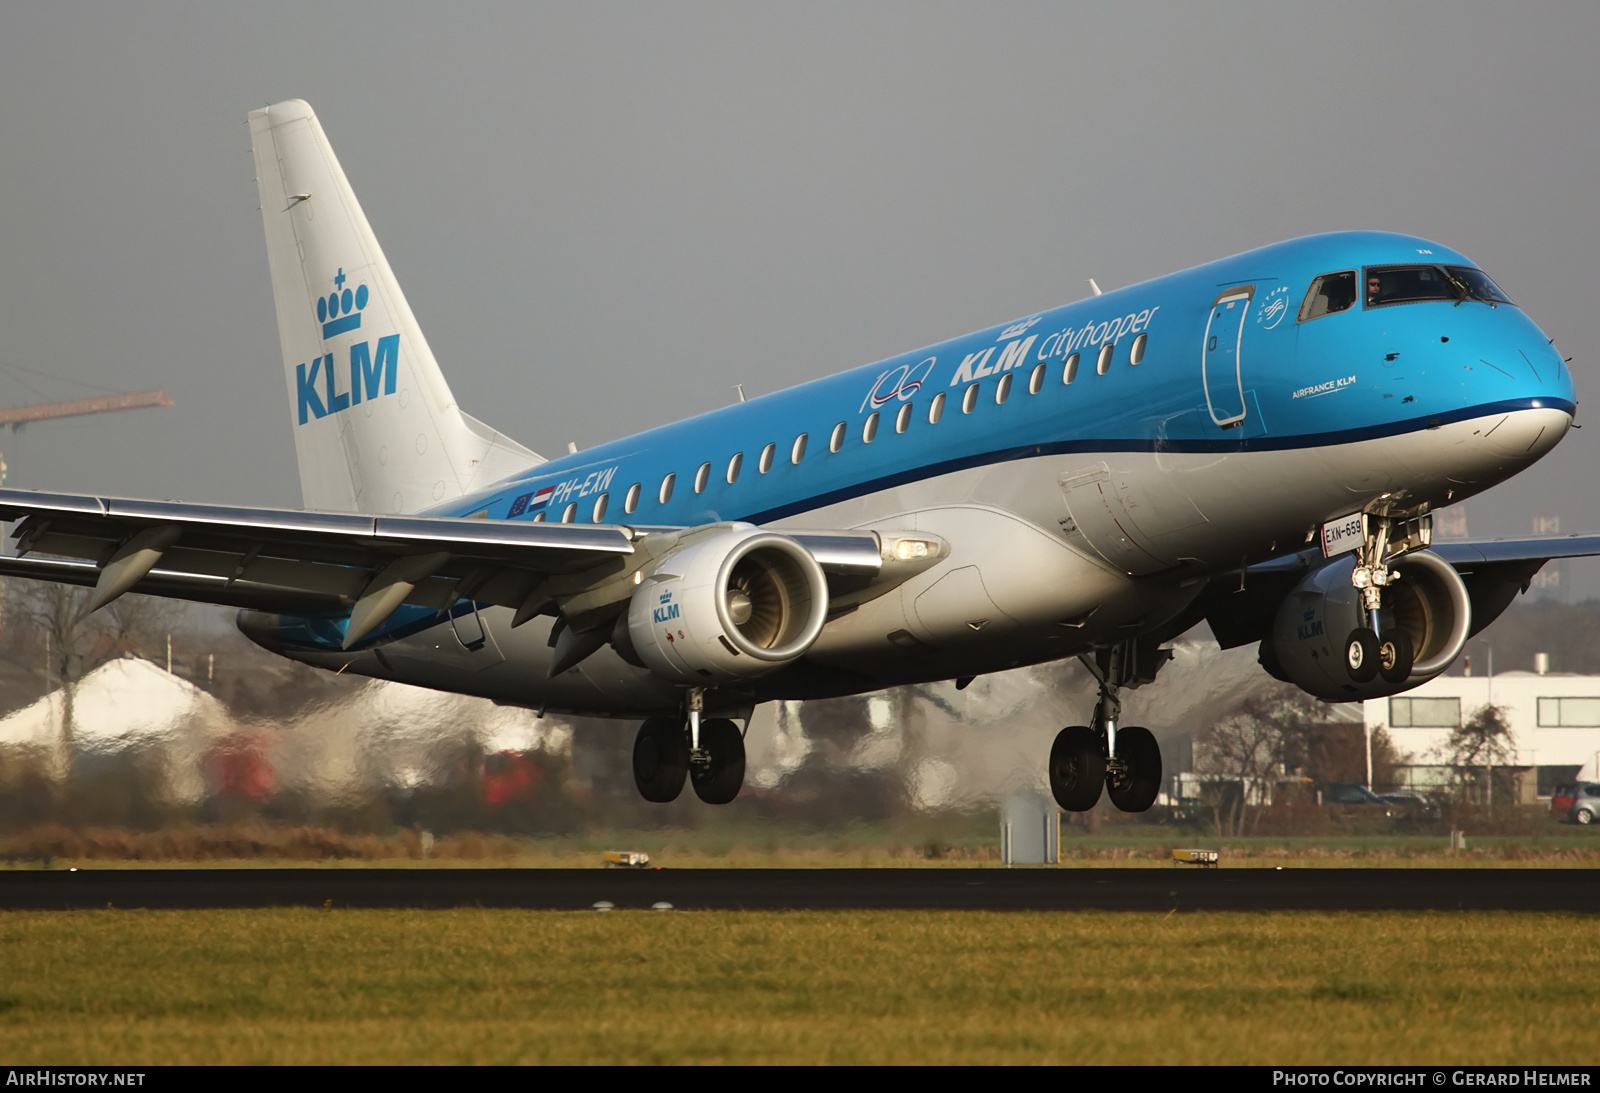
[1260,549,1471,701]
[626,528,830,684]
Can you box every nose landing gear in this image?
[631,690,747,805]
[1343,515,1418,686]
[1049,641,1167,814]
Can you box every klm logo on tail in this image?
[297,269,398,425]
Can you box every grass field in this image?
[0,908,1594,1064]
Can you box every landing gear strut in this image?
[1343,514,1417,686]
[1049,641,1166,814]
[631,689,747,805]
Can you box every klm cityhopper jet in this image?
[0,99,1591,810]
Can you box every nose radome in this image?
[1480,406,1571,461]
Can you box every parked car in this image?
[1374,789,1438,815]
[1320,784,1434,817]
[1552,783,1600,824]
[1323,784,1391,807]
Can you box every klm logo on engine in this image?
[297,269,399,425]
[653,590,681,624]
[1297,609,1323,641]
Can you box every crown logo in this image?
[316,268,369,339]
[998,315,1042,341]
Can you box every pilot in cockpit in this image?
[1366,272,1385,307]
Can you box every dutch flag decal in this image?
[508,486,555,519]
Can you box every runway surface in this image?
[0,868,1595,912]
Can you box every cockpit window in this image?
[1363,264,1515,309]
[1444,266,1514,306]
[1299,270,1356,322]
[1364,265,1458,308]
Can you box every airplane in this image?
[0,98,1593,812]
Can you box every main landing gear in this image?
[1050,642,1165,814]
[631,690,747,805]
[1341,515,1415,687]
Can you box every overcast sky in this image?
[1,3,1598,591]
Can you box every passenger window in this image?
[791,433,808,464]
[726,452,743,484]
[928,391,946,423]
[561,502,578,524]
[624,482,641,514]
[532,511,546,523]
[829,422,846,453]
[592,493,609,523]
[962,383,979,414]
[995,372,1013,404]
[694,462,711,493]
[1129,333,1147,365]
[759,443,775,473]
[895,402,913,433]
[1028,362,1046,394]
[1096,342,1114,375]
[862,413,879,443]
[1063,352,1079,385]
[1299,270,1357,322]
[659,473,675,504]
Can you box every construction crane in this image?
[0,389,172,431]
[0,390,173,486]
[0,389,174,631]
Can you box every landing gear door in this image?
[1202,285,1253,427]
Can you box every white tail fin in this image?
[248,99,543,514]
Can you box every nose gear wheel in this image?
[1345,628,1379,683]
[1377,630,1414,685]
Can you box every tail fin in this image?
[248,99,542,514]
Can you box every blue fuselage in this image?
[437,230,1570,532]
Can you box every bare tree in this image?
[5,580,183,774]
[1434,703,1517,805]
[1194,687,1328,835]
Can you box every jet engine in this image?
[1259,550,1471,701]
[625,528,830,684]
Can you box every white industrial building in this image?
[1363,669,1600,801]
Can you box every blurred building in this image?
[1363,668,1600,800]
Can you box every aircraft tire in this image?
[1377,630,1414,686]
[633,717,689,803]
[1344,628,1379,683]
[1049,725,1105,812]
[690,718,746,805]
[1107,726,1162,813]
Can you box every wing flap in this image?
[0,487,638,627]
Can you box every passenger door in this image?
[1202,286,1253,427]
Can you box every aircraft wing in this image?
[1426,535,1600,566]
[1202,534,1600,651]
[0,488,883,647]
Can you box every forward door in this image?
[1202,286,1253,427]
